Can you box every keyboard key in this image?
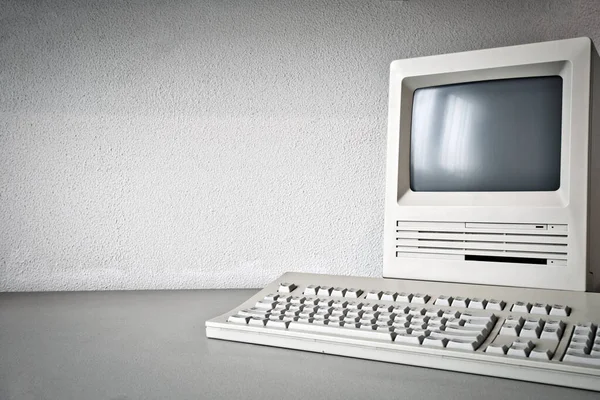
[345,326,396,341]
[545,320,565,330]
[425,309,444,318]
[360,316,378,325]
[345,301,360,310]
[366,290,383,300]
[284,310,301,318]
[361,303,378,311]
[264,293,280,301]
[344,288,363,298]
[393,321,411,329]
[303,298,319,306]
[486,343,509,355]
[303,305,318,314]
[344,316,361,324]
[529,348,553,360]
[387,307,406,316]
[486,299,506,311]
[317,286,333,296]
[549,304,571,317]
[288,321,334,333]
[299,310,315,318]
[574,322,597,335]
[460,313,497,322]
[523,317,544,328]
[531,303,551,315]
[315,306,334,315]
[422,337,449,347]
[248,316,268,326]
[511,302,532,313]
[346,310,364,318]
[271,307,287,315]
[540,327,563,340]
[409,322,428,330]
[446,318,466,327]
[463,321,493,331]
[434,295,453,307]
[431,330,484,343]
[412,293,431,304]
[397,292,413,303]
[394,314,412,323]
[239,307,270,316]
[570,336,592,348]
[394,332,425,345]
[443,326,487,338]
[446,338,480,351]
[303,285,319,296]
[255,300,277,309]
[319,299,335,307]
[573,331,594,343]
[443,310,461,319]
[409,316,429,325]
[507,340,534,357]
[227,315,251,324]
[519,326,542,338]
[406,307,426,316]
[331,287,347,297]
[351,327,396,340]
[378,310,395,318]
[295,316,313,324]
[359,322,376,330]
[278,295,292,303]
[468,298,488,309]
[290,296,305,304]
[428,317,448,326]
[446,339,481,351]
[411,328,431,337]
[278,282,297,293]
[331,308,346,316]
[377,304,395,312]
[453,297,470,308]
[362,309,381,318]
[500,324,522,336]
[266,319,291,329]
[331,300,348,308]
[563,354,600,366]
[505,315,525,325]
[380,291,398,301]
[461,316,496,330]
[567,344,590,355]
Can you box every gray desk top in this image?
[1,289,598,400]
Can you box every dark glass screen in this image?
[410,77,562,192]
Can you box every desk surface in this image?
[1,289,598,400]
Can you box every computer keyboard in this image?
[205,272,600,391]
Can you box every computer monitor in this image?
[383,37,597,291]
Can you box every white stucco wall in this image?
[1,0,599,291]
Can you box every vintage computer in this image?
[206,37,600,390]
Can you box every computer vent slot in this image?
[395,221,568,265]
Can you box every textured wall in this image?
[1,0,599,291]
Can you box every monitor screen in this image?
[410,76,563,192]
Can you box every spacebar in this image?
[288,322,394,341]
